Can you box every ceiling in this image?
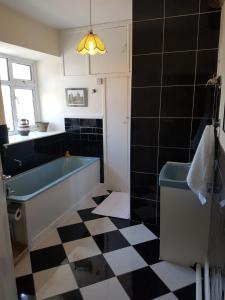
[0,0,132,29]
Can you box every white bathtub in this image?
[7,156,100,247]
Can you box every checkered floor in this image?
[15,193,196,300]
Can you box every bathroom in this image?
[0,0,225,299]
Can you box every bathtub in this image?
[7,156,100,247]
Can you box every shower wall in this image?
[131,0,221,223]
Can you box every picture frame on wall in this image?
[65,88,88,107]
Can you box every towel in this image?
[187,125,215,205]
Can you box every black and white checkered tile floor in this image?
[15,193,196,300]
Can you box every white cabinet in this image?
[90,26,129,74]
[61,24,130,76]
[61,30,90,76]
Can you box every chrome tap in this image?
[13,159,22,167]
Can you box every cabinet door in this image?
[61,31,90,76]
[90,26,129,74]
[105,77,130,191]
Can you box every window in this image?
[0,54,39,134]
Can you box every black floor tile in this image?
[145,224,160,238]
[93,230,130,253]
[92,195,109,205]
[46,289,83,300]
[57,223,90,243]
[30,245,68,273]
[118,267,170,300]
[165,0,199,16]
[134,239,160,265]
[77,208,104,221]
[174,283,196,300]
[71,255,114,288]
[109,217,140,229]
[16,274,35,299]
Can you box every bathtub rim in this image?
[6,156,100,202]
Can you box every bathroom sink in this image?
[159,162,191,190]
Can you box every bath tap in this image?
[5,184,15,197]
[14,159,22,167]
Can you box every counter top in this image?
[4,131,65,147]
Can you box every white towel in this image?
[187,125,215,205]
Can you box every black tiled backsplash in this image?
[2,118,104,182]
[65,118,104,182]
[2,133,66,176]
[131,0,220,223]
[0,124,9,150]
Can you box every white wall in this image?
[0,4,59,56]
[37,56,104,131]
[218,4,225,150]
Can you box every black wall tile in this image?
[191,118,212,151]
[132,54,162,87]
[133,0,164,21]
[131,172,158,200]
[159,118,192,148]
[131,88,161,117]
[131,118,159,146]
[198,12,221,50]
[161,86,194,117]
[196,49,218,84]
[200,0,221,13]
[164,15,198,52]
[133,19,164,55]
[163,51,196,85]
[131,146,158,173]
[194,85,215,118]
[165,0,200,16]
[158,147,190,171]
[131,198,157,224]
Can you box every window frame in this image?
[0,53,40,135]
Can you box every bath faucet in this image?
[5,184,15,197]
[14,159,22,167]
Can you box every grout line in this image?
[133,10,221,23]
[133,48,218,57]
[131,196,159,202]
[132,83,217,89]
[188,0,201,161]
[155,0,166,224]
[131,171,158,175]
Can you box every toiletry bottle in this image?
[65,151,71,157]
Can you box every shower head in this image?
[209,0,224,8]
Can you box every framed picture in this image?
[65,88,88,107]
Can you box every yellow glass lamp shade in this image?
[76,31,106,55]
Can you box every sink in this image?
[159,162,191,190]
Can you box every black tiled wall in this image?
[131,0,221,223]
[65,118,104,182]
[0,124,9,150]
[2,133,66,176]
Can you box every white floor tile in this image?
[153,293,179,300]
[81,277,130,300]
[63,236,101,262]
[76,197,97,210]
[104,246,147,276]
[120,224,157,245]
[91,184,109,197]
[85,217,117,236]
[92,192,130,219]
[151,261,196,292]
[34,264,78,300]
[59,211,82,227]
[14,252,32,278]
[31,230,61,251]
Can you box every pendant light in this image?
[76,0,106,55]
